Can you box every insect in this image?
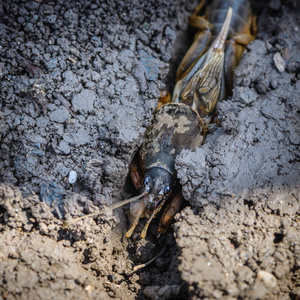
[126,0,255,238]
[63,0,255,237]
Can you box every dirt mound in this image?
[0,0,299,299]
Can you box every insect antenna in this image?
[62,193,145,228]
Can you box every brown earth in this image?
[0,0,299,299]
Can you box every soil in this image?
[0,0,299,299]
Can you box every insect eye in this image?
[143,176,150,186]
[143,176,151,194]
[164,185,170,194]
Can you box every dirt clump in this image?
[174,2,300,299]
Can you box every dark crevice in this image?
[244,199,254,209]
[228,237,241,249]
[273,232,284,244]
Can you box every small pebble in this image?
[257,270,277,289]
[273,52,286,73]
[39,222,48,235]
[68,170,77,184]
[84,285,94,293]
[270,79,278,89]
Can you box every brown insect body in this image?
[174,0,254,123]
[126,104,205,238]
[126,0,255,238]
[140,104,204,176]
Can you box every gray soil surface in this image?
[0,0,299,299]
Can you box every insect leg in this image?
[176,30,211,82]
[157,90,172,110]
[130,158,143,192]
[189,0,211,31]
[157,190,184,236]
